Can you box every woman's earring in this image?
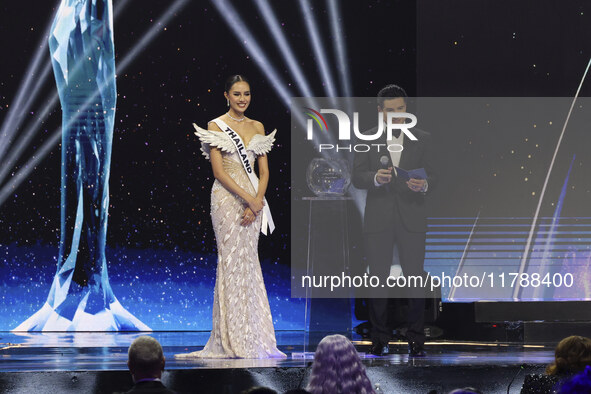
[226,99,229,107]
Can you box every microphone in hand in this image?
[376,155,393,187]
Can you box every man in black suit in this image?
[352,84,436,357]
[124,336,176,394]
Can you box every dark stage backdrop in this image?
[0,0,416,330]
[1,0,590,330]
[416,1,591,301]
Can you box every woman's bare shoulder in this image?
[246,119,265,135]
[207,118,224,132]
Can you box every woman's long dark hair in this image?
[306,334,375,394]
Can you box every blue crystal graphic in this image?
[14,0,149,331]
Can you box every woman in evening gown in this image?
[176,75,285,359]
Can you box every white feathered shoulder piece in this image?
[248,129,277,156]
[192,123,235,160]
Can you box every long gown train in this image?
[176,124,285,359]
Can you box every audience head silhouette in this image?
[128,336,166,382]
[547,335,591,375]
[240,387,277,394]
[306,334,375,394]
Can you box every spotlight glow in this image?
[513,57,591,299]
[0,92,58,187]
[0,0,59,163]
[253,0,314,98]
[298,0,338,98]
[327,0,352,97]
[448,213,480,301]
[210,0,294,107]
[250,0,334,148]
[0,0,137,188]
[209,0,314,140]
[0,0,190,207]
[117,0,187,71]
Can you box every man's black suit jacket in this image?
[352,127,436,234]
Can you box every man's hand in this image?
[407,178,426,192]
[376,168,393,184]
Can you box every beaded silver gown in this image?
[176,123,285,359]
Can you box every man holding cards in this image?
[352,84,437,357]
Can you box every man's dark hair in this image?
[128,336,164,376]
[377,84,407,108]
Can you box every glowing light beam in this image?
[513,57,591,300]
[0,0,59,162]
[210,0,294,107]
[249,0,337,148]
[209,0,317,143]
[253,0,314,98]
[327,0,352,97]
[0,0,136,187]
[0,0,190,207]
[298,0,338,98]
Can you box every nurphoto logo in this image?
[304,107,418,152]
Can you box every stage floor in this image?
[0,332,559,393]
[0,331,554,372]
